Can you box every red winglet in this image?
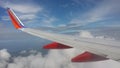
[7,8,24,29]
[43,42,73,49]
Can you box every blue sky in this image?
[0,0,120,45]
[0,0,120,28]
[0,0,120,43]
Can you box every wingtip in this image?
[7,8,25,29]
[7,8,10,10]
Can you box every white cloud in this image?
[41,17,57,27]
[0,49,11,61]
[85,0,120,22]
[0,49,11,68]
[19,14,37,20]
[7,4,42,14]
[79,30,115,40]
[0,0,44,26]
[0,0,42,14]
[1,16,10,21]
[79,30,94,38]
[0,48,119,68]
[8,53,44,68]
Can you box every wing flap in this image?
[43,42,73,49]
[71,51,108,62]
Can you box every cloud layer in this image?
[0,49,11,68]
[0,48,120,68]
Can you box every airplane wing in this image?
[7,8,120,62]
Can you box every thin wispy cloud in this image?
[69,0,120,27]
[1,1,41,23]
[0,0,57,27]
[0,0,42,14]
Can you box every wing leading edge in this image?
[7,8,120,62]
